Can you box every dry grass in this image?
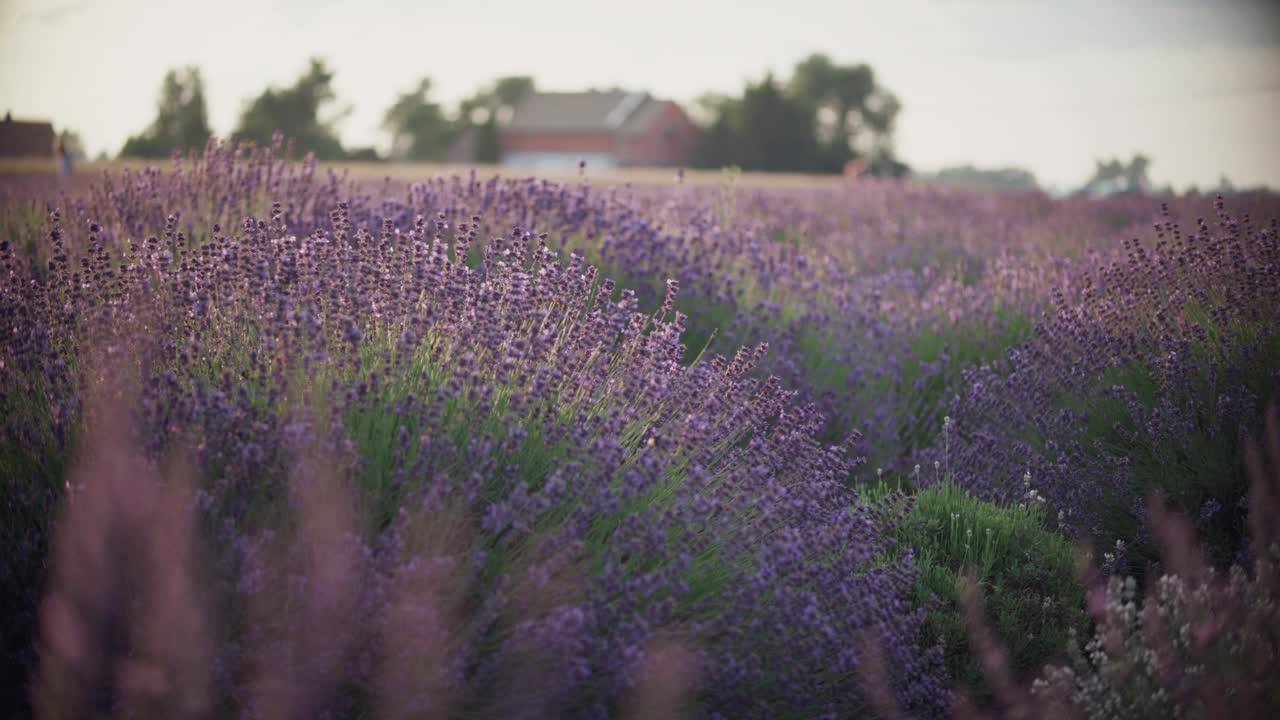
[0,157,846,189]
[0,157,155,177]
[337,161,846,189]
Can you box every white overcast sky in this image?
[2,0,1278,190]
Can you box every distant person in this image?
[843,157,866,191]
[56,136,74,177]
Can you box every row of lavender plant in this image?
[952,409,1280,720]
[1,142,947,717]
[570,174,1280,574]
[10,140,1265,478]
[6,138,1278,715]
[929,197,1280,575]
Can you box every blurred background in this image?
[1,0,1278,194]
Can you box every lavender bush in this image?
[2,141,946,718]
[953,409,1280,720]
[4,137,1279,717]
[933,198,1280,573]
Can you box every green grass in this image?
[864,479,1086,699]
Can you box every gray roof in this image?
[506,91,656,133]
[616,99,669,136]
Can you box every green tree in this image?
[459,75,534,120]
[735,73,822,172]
[692,56,907,175]
[692,112,740,170]
[863,152,910,178]
[789,53,904,175]
[457,76,534,163]
[1079,153,1152,196]
[383,78,455,162]
[691,94,741,169]
[120,67,213,158]
[694,74,823,172]
[926,164,1041,193]
[472,114,502,164]
[1122,153,1151,192]
[234,58,348,161]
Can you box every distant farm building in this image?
[0,113,55,158]
[499,91,699,171]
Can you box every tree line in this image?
[694,55,904,175]
[119,56,908,176]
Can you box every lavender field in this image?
[2,141,1279,718]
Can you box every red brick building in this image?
[0,113,55,158]
[500,91,699,171]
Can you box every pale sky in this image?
[2,0,1278,190]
